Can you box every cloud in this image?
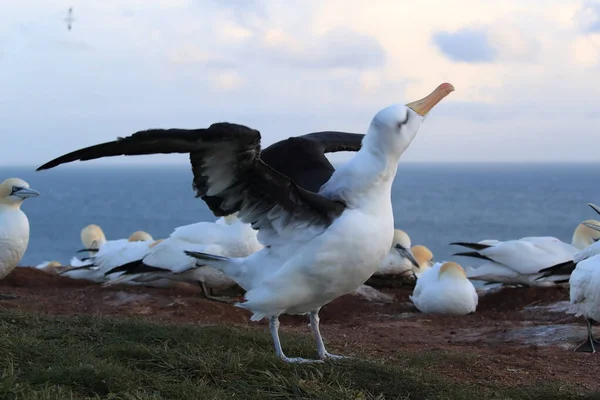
[252,28,386,70]
[4,0,600,165]
[168,44,236,68]
[577,2,600,33]
[433,23,540,64]
[432,28,497,63]
[208,0,268,31]
[53,39,93,52]
[486,24,540,63]
[571,35,600,66]
[211,70,244,90]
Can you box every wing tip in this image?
[449,242,491,251]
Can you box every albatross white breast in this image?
[0,178,40,299]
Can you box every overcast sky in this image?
[2,0,600,166]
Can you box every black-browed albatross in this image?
[37,83,454,363]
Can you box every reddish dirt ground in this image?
[1,267,599,391]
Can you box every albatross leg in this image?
[269,316,323,364]
[198,281,234,303]
[575,318,600,353]
[309,309,349,361]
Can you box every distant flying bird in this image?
[65,7,74,31]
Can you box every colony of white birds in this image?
[3,82,600,362]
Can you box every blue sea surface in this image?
[3,163,599,267]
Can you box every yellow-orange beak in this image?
[405,83,455,116]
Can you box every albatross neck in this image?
[319,146,399,210]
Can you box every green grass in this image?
[0,310,597,400]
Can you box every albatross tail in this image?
[184,251,244,278]
[184,250,266,318]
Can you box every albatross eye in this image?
[396,113,410,130]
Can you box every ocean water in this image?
[3,163,600,267]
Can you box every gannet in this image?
[364,242,434,289]
[102,213,263,302]
[79,224,107,258]
[0,178,40,299]
[372,229,419,277]
[560,254,600,352]
[36,83,454,363]
[537,207,600,352]
[537,204,600,281]
[35,260,65,274]
[410,261,477,315]
[452,220,600,287]
[411,245,435,277]
[62,230,155,282]
[128,231,153,242]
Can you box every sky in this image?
[1,0,600,166]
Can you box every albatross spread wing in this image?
[37,123,349,244]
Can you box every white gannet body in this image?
[62,230,154,282]
[0,178,40,298]
[565,254,600,352]
[410,261,478,315]
[453,222,600,286]
[102,214,263,301]
[35,260,65,274]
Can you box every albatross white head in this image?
[363,83,455,164]
[321,83,454,205]
[0,178,40,208]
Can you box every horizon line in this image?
[5,161,600,168]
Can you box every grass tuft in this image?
[0,310,597,399]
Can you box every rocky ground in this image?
[1,267,599,391]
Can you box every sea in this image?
[3,163,600,268]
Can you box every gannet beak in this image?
[584,221,600,233]
[405,83,455,116]
[12,187,40,199]
[394,243,419,268]
[588,203,600,217]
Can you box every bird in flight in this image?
[65,7,74,31]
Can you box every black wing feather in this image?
[36,128,204,170]
[536,260,576,278]
[452,251,494,262]
[37,123,349,235]
[105,260,170,276]
[450,242,493,251]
